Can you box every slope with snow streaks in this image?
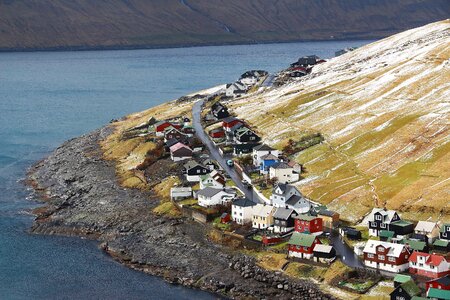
[230,20,450,223]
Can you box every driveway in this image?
[192,100,262,203]
[329,232,364,268]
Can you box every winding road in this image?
[192,99,262,203]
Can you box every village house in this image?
[427,286,450,300]
[199,170,226,189]
[224,82,246,97]
[394,274,413,288]
[399,239,428,253]
[202,158,219,171]
[233,143,259,156]
[209,128,225,139]
[433,239,450,252]
[169,142,193,162]
[181,125,195,137]
[222,116,243,132]
[211,102,230,120]
[270,183,311,214]
[272,207,297,233]
[313,244,336,263]
[253,144,279,168]
[259,153,279,174]
[269,161,300,183]
[367,208,401,237]
[183,161,211,182]
[240,76,257,86]
[154,120,182,136]
[252,204,275,230]
[170,186,192,200]
[234,127,261,144]
[389,279,421,300]
[426,274,450,293]
[164,127,188,142]
[414,221,441,244]
[240,70,268,79]
[409,252,450,278]
[315,208,339,230]
[390,220,415,237]
[290,55,320,68]
[440,224,450,241]
[294,214,323,236]
[363,240,411,273]
[231,198,256,225]
[340,226,362,240]
[288,232,321,259]
[196,187,236,208]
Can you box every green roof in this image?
[295,214,317,221]
[402,239,426,251]
[392,220,414,227]
[380,230,395,238]
[394,274,412,284]
[433,239,449,247]
[288,232,317,247]
[399,280,420,297]
[427,287,450,299]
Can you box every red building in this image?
[209,128,225,139]
[409,252,450,278]
[363,240,411,273]
[155,121,182,135]
[222,117,243,131]
[426,274,450,291]
[288,232,321,259]
[294,215,323,235]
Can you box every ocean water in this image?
[0,40,371,299]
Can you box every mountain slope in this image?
[230,20,450,222]
[0,0,449,51]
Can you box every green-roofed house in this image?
[288,232,321,259]
[390,219,415,236]
[394,274,413,288]
[380,230,395,241]
[427,287,450,300]
[401,239,428,252]
[433,239,450,252]
[390,279,421,300]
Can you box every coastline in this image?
[26,125,335,300]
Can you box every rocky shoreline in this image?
[27,125,335,300]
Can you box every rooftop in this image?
[288,232,317,247]
[233,198,255,208]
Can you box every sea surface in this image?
[0,40,371,299]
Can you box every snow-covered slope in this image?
[230,20,450,222]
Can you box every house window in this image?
[197,170,200,174]
[367,254,374,259]
[303,247,309,251]
[380,223,386,228]
[378,255,385,260]
[376,215,381,221]
[388,257,395,262]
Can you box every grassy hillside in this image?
[230,20,450,223]
[0,0,449,50]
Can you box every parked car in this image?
[226,160,234,167]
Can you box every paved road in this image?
[192,100,262,203]
[330,232,364,268]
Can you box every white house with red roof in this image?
[409,252,450,278]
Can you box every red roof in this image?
[409,252,447,266]
[409,251,429,263]
[169,142,191,153]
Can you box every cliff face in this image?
[0,0,449,51]
[230,20,450,223]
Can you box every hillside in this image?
[229,20,450,223]
[0,0,449,51]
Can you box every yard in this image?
[213,217,231,231]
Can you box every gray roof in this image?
[271,161,291,169]
[183,160,200,170]
[197,187,223,197]
[223,116,239,123]
[261,153,278,160]
[273,207,295,220]
[318,209,337,217]
[233,198,255,208]
[253,144,275,151]
[286,194,303,206]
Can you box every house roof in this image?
[415,221,439,233]
[183,160,201,170]
[166,138,180,148]
[394,274,412,284]
[367,208,399,224]
[363,240,406,258]
[273,207,295,220]
[210,128,224,134]
[318,209,338,217]
[261,153,279,161]
[392,220,414,227]
[401,239,426,251]
[222,116,239,123]
[294,214,317,221]
[313,244,334,253]
[154,120,170,127]
[427,274,450,287]
[197,187,235,198]
[433,239,449,247]
[253,144,275,152]
[271,161,291,169]
[233,198,255,208]
[409,252,448,267]
[398,280,420,297]
[427,287,450,299]
[379,230,395,238]
[286,194,307,206]
[288,232,317,247]
[169,142,192,153]
[253,204,274,217]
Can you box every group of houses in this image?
[223,70,268,97]
[390,273,450,300]
[360,208,450,292]
[287,55,326,78]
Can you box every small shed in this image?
[313,244,336,263]
[220,213,231,224]
[394,274,412,288]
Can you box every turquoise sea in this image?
[0,40,371,299]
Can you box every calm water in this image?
[0,40,371,299]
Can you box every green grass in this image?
[178,198,197,206]
[213,217,231,231]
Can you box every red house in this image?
[222,117,243,132]
[426,274,450,291]
[164,128,188,142]
[287,232,321,259]
[363,240,411,273]
[409,252,450,278]
[294,215,323,236]
[209,128,225,139]
[154,121,182,136]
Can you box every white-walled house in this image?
[240,76,257,86]
[414,221,440,244]
[196,187,236,208]
[231,198,256,225]
[199,170,225,189]
[409,252,450,278]
[252,144,279,167]
[252,204,275,229]
[269,161,300,184]
[270,183,311,214]
[363,240,411,273]
[170,187,192,200]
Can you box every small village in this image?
[130,55,450,300]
